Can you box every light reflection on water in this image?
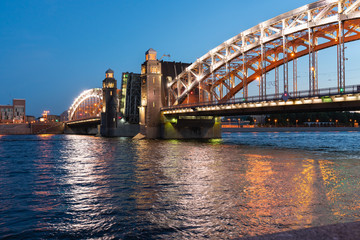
[0,133,360,239]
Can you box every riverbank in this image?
[0,123,64,135]
[222,126,360,132]
[237,221,360,240]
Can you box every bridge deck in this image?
[162,85,360,117]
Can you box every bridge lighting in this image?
[291,53,295,57]
[340,88,344,93]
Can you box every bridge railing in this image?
[162,84,360,111]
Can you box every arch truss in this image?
[68,88,103,121]
[167,0,360,106]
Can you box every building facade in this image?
[0,99,25,123]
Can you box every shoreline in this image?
[222,126,360,132]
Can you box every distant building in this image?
[0,99,25,123]
[26,115,36,123]
[47,115,60,122]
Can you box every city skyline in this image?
[1,0,354,116]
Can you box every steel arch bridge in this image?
[68,88,103,121]
[167,0,360,107]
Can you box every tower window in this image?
[150,66,158,73]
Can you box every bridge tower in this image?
[139,48,164,138]
[100,68,119,137]
[139,48,221,139]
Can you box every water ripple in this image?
[1,133,360,239]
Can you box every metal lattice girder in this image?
[68,88,103,121]
[168,0,360,106]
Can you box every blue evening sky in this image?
[1,0,359,116]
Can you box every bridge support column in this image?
[242,53,248,101]
[337,19,346,93]
[161,116,221,139]
[283,35,289,94]
[293,56,297,97]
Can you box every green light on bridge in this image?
[321,96,333,103]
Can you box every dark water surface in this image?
[1,132,360,239]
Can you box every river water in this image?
[1,132,360,239]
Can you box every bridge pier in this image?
[64,121,99,135]
[162,116,221,139]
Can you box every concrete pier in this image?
[162,116,221,139]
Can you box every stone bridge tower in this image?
[138,48,221,139]
[100,68,118,137]
[139,49,164,138]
